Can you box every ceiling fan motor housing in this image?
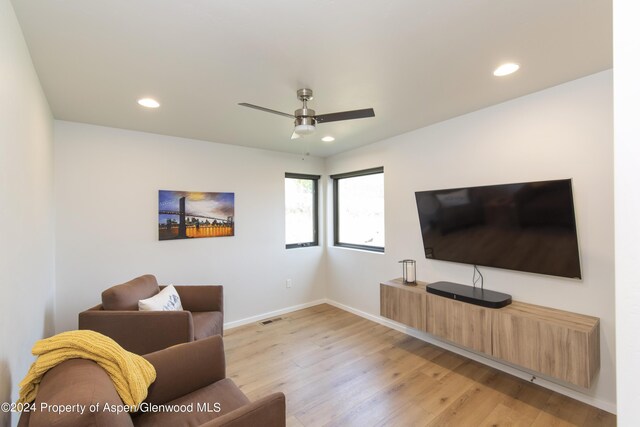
[295,109,317,126]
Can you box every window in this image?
[331,167,384,252]
[285,173,320,248]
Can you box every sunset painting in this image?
[158,190,235,240]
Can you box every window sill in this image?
[286,243,319,249]
[332,243,385,254]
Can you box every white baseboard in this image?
[325,299,617,415]
[224,299,328,330]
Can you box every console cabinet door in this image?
[492,305,600,388]
[426,294,492,354]
[380,283,427,332]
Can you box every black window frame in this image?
[330,166,384,253]
[285,172,320,249]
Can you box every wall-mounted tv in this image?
[415,179,581,279]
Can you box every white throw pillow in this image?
[138,285,183,311]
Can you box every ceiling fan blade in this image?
[291,130,301,140]
[315,108,375,123]
[238,103,295,119]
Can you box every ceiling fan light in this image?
[294,115,316,136]
[294,124,315,135]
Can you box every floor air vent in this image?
[259,317,283,326]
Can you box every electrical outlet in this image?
[286,279,292,288]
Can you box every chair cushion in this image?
[192,312,223,341]
[28,359,134,427]
[103,275,160,311]
[133,378,249,427]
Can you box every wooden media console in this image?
[380,278,600,388]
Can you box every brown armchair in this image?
[18,336,286,427]
[79,275,223,354]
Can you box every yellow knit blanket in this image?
[18,330,156,409]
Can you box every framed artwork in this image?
[158,190,234,240]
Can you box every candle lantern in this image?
[399,259,417,285]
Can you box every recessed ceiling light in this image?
[137,98,160,108]
[321,136,335,142]
[493,63,520,77]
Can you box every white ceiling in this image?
[11,0,612,157]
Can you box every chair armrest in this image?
[143,336,226,405]
[203,392,286,427]
[17,410,30,427]
[170,285,223,313]
[78,308,194,355]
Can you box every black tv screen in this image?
[415,179,581,279]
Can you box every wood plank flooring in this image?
[224,304,615,427]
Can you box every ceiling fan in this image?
[239,88,375,140]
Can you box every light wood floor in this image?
[224,304,615,427]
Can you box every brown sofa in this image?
[18,336,285,427]
[79,275,223,354]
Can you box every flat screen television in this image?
[415,179,581,279]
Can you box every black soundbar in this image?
[426,281,512,308]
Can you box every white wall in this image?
[0,0,55,425]
[325,71,615,410]
[0,0,625,420]
[614,1,640,425]
[54,122,326,332]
